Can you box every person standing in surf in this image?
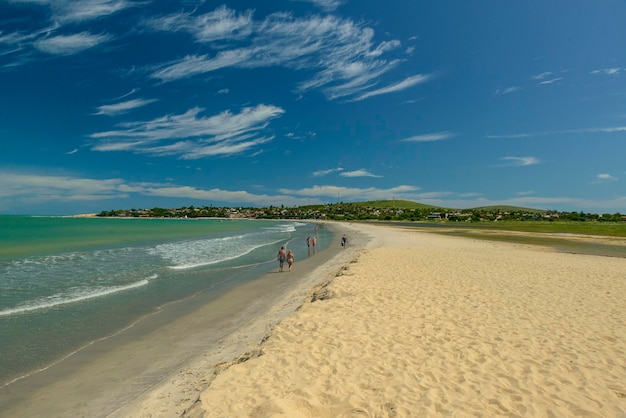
[277,246,287,272]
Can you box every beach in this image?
[0,219,340,417]
[5,222,626,417]
[185,222,626,417]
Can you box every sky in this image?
[1,0,625,215]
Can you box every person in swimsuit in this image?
[287,250,295,271]
[277,246,286,272]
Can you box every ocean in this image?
[0,215,331,389]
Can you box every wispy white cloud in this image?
[111,88,139,100]
[66,149,78,155]
[350,73,431,101]
[0,170,320,207]
[143,5,254,43]
[34,32,111,55]
[591,67,621,76]
[150,52,249,81]
[289,0,345,12]
[148,8,418,101]
[278,184,420,200]
[487,133,531,139]
[400,131,453,143]
[458,192,482,198]
[501,156,540,166]
[339,169,382,178]
[487,126,626,139]
[539,77,563,85]
[93,98,157,116]
[596,173,618,182]
[0,27,56,69]
[495,86,521,95]
[531,71,564,85]
[0,29,37,48]
[145,134,275,159]
[90,104,285,159]
[312,167,344,177]
[532,72,553,80]
[0,171,128,202]
[12,0,139,24]
[285,129,316,140]
[596,126,626,133]
[1,0,135,66]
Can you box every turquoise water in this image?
[0,216,330,387]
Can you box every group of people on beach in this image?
[276,234,320,272]
[277,233,349,272]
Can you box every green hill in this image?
[307,201,548,213]
[468,205,547,214]
[303,201,549,213]
[351,200,443,210]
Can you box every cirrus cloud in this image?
[400,131,454,142]
[90,104,285,159]
[339,169,382,178]
[501,156,540,166]
[93,98,157,116]
[35,32,111,55]
[147,7,426,101]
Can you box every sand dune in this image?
[193,223,626,417]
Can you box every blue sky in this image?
[1,0,625,215]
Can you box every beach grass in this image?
[382,220,626,258]
[464,220,626,237]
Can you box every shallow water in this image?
[0,216,330,388]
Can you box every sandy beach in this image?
[177,222,626,418]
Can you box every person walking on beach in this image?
[277,246,286,272]
[341,235,347,248]
[287,250,295,271]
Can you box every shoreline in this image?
[188,222,626,417]
[0,221,368,417]
[106,221,370,418]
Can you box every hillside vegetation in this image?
[98,200,624,227]
[468,205,546,214]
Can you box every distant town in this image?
[97,201,626,223]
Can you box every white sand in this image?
[190,223,626,417]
